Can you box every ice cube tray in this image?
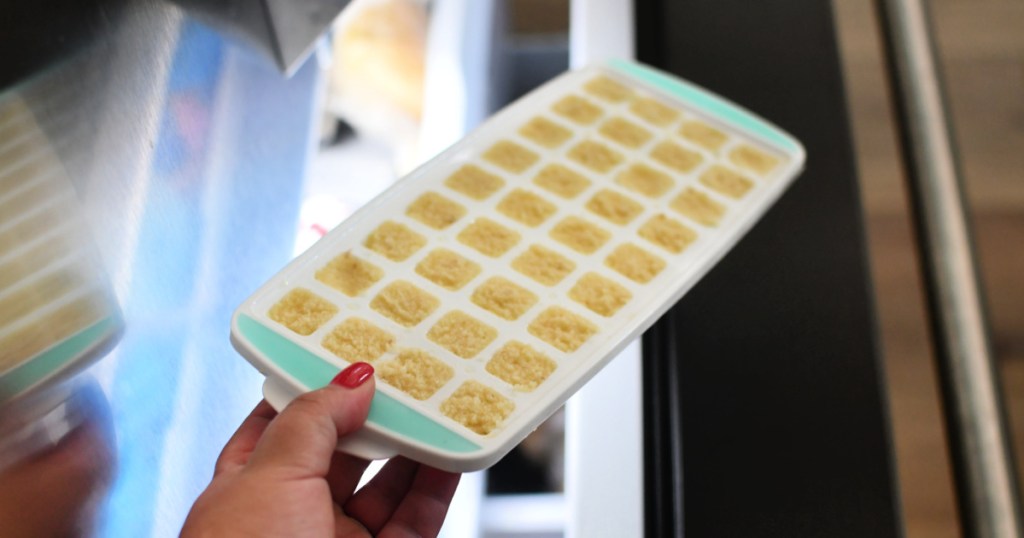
[0,96,122,404]
[231,59,805,472]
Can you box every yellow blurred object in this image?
[330,0,427,127]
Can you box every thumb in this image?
[246,362,375,477]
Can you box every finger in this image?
[333,504,372,537]
[343,457,420,534]
[214,400,277,476]
[325,450,372,504]
[246,364,375,478]
[377,466,461,538]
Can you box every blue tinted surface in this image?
[99,21,319,536]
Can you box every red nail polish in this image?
[331,362,374,388]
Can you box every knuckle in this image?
[283,390,338,440]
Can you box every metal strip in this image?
[874,1,1023,536]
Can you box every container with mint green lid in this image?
[231,60,805,472]
[0,95,123,407]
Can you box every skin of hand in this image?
[0,383,116,538]
[181,363,461,537]
[0,420,114,538]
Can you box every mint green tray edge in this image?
[608,59,803,155]
[235,314,480,453]
[0,315,120,400]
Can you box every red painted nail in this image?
[331,362,374,388]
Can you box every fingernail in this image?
[331,362,374,388]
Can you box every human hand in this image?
[181,362,461,537]
[0,420,114,538]
[0,382,115,538]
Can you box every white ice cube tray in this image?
[231,59,805,472]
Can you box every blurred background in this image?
[833,1,1023,535]
[0,0,1020,536]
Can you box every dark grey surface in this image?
[637,1,903,536]
[0,0,347,84]
[172,0,351,73]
